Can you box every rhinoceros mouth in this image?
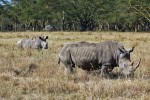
[119,58,141,77]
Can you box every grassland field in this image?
[0,32,150,100]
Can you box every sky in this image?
[6,0,11,3]
[0,0,11,5]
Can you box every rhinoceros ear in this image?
[128,47,134,53]
[45,36,48,39]
[118,48,124,54]
[39,36,43,40]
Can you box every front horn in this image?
[133,58,141,71]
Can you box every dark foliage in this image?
[0,0,150,32]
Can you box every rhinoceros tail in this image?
[58,57,61,64]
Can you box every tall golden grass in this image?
[0,32,149,100]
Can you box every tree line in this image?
[0,0,150,32]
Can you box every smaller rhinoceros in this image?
[17,36,48,50]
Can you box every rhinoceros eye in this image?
[120,53,125,58]
[120,52,130,59]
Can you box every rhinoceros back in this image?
[17,39,32,48]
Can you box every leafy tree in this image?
[59,0,105,31]
[0,0,149,31]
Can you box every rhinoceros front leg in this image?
[64,64,74,75]
[101,65,110,78]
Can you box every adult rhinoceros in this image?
[17,36,48,50]
[58,41,141,78]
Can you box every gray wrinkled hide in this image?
[58,41,138,78]
[17,36,48,50]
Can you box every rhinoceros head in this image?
[118,47,141,78]
[39,36,48,49]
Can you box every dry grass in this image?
[0,31,150,100]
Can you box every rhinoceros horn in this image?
[133,58,141,71]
